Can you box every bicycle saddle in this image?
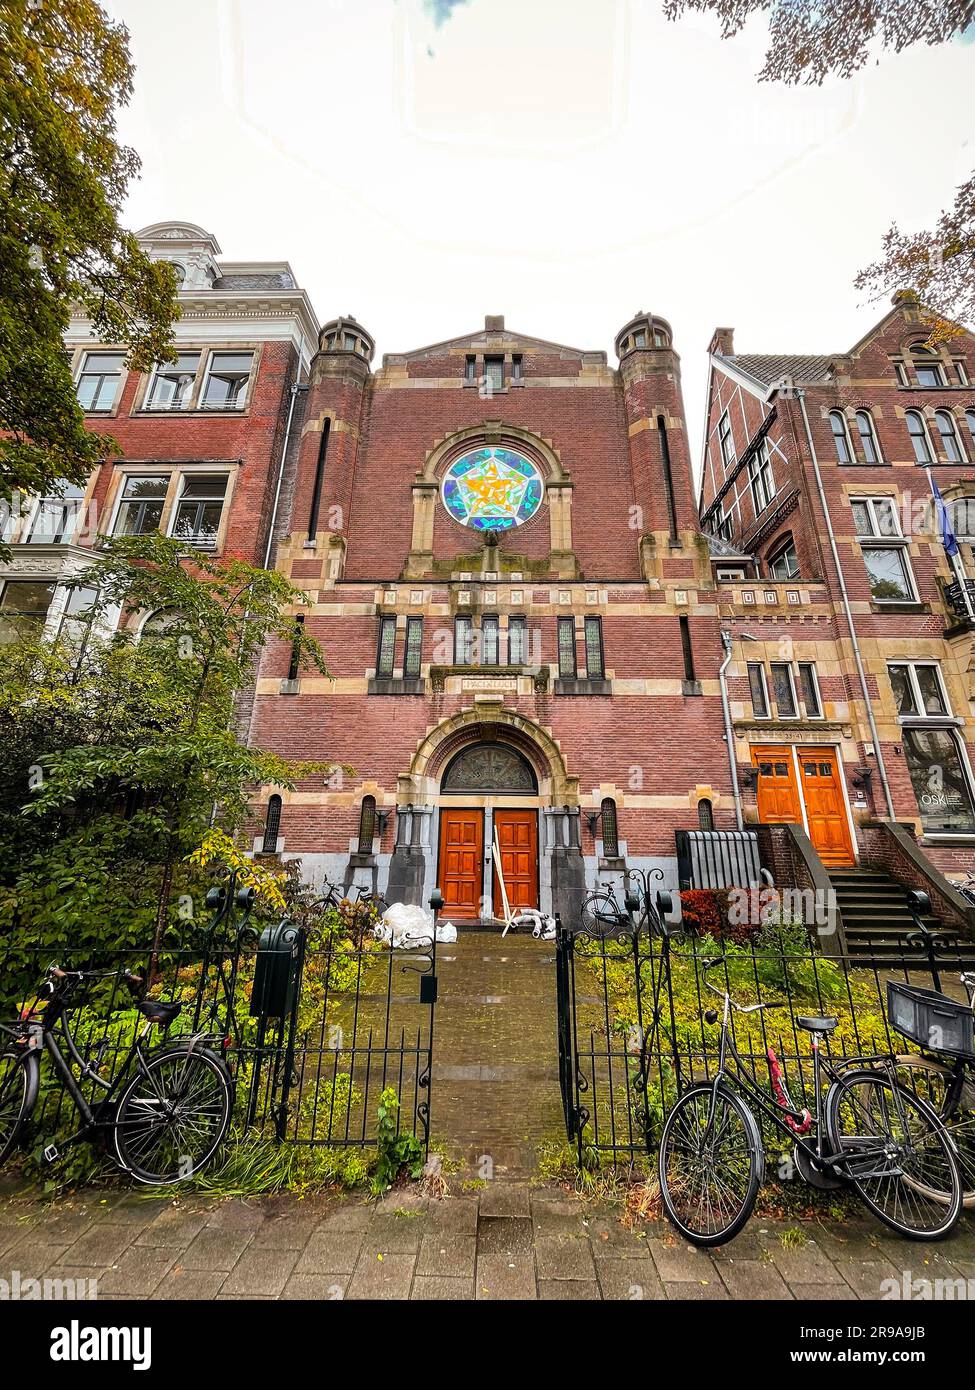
[137,999,182,1026]
[796,1015,837,1034]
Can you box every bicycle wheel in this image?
[581,891,628,937]
[826,1067,962,1240]
[114,1045,232,1184]
[891,1054,975,1209]
[659,1082,763,1247]
[0,1049,38,1167]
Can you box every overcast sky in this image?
[107,0,975,461]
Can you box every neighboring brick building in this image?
[248,312,734,922]
[0,221,319,644]
[699,293,975,882]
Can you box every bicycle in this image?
[0,964,233,1185]
[315,878,388,917]
[658,957,963,1246]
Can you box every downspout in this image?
[794,388,896,820]
[718,628,744,830]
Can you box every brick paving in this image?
[4,1183,975,1300]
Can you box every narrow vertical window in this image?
[262,795,282,854]
[697,798,715,831]
[679,615,695,683]
[558,617,576,678]
[906,410,933,464]
[718,412,735,470]
[465,355,477,381]
[584,617,604,678]
[357,796,376,855]
[935,410,965,463]
[404,617,423,677]
[481,615,499,666]
[484,356,504,391]
[829,410,852,463]
[308,419,331,538]
[966,409,975,456]
[455,615,473,666]
[798,662,822,718]
[770,662,798,718]
[855,410,880,464]
[747,663,769,719]
[287,614,305,682]
[511,354,523,381]
[376,615,396,677]
[508,616,527,666]
[600,798,619,858]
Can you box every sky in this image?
[106,0,975,460]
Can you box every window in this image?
[511,355,523,381]
[481,615,499,666]
[935,410,966,463]
[170,474,228,550]
[484,357,504,391]
[357,796,377,854]
[717,412,735,470]
[56,584,98,656]
[0,579,56,642]
[145,353,200,410]
[798,662,822,718]
[76,352,124,412]
[404,617,423,677]
[855,410,881,464]
[716,566,746,581]
[262,796,282,854]
[465,355,477,381]
[967,410,975,456]
[902,728,975,834]
[600,798,619,858]
[26,480,85,544]
[829,411,853,464]
[584,616,604,679]
[767,539,799,580]
[906,410,933,464]
[287,614,305,683]
[748,663,770,719]
[343,333,357,352]
[748,442,775,513]
[851,495,899,538]
[697,798,715,831]
[910,343,946,388]
[558,617,576,678]
[770,662,798,718]
[678,615,695,683]
[888,662,949,718]
[200,352,253,410]
[113,475,169,537]
[851,498,915,602]
[507,616,527,666]
[454,615,473,666]
[376,615,396,677]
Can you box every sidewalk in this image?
[5,1183,974,1300]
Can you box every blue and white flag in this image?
[931,476,960,558]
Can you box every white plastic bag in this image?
[375,902,435,949]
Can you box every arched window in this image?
[829,411,853,464]
[905,410,933,464]
[441,743,537,792]
[910,343,946,388]
[967,409,975,456]
[855,410,880,464]
[697,798,715,831]
[262,795,282,854]
[934,410,966,463]
[357,796,377,855]
[600,798,619,858]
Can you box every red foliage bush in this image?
[679,888,760,945]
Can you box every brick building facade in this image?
[699,293,975,883]
[248,312,734,922]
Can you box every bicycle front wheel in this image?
[114,1046,232,1184]
[890,1054,975,1209]
[659,1082,763,1247]
[826,1067,962,1241]
[0,1048,38,1167]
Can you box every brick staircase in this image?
[828,867,974,961]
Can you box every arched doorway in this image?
[438,742,540,920]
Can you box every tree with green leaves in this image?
[663,1,975,333]
[0,535,330,956]
[0,0,178,539]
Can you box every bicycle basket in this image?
[887,979,975,1060]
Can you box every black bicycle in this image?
[0,965,233,1185]
[658,957,963,1246]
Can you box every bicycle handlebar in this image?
[700,957,786,1014]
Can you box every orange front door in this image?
[492,810,538,916]
[799,748,855,867]
[752,746,803,825]
[438,809,483,920]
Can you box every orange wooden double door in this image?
[438,809,538,921]
[751,745,855,868]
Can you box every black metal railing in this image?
[943,577,975,621]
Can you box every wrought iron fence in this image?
[556,910,975,1169]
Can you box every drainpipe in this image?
[794,388,896,821]
[718,628,744,830]
[263,377,306,570]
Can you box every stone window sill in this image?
[555,677,611,696]
[368,676,425,695]
[870,601,929,615]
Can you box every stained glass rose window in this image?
[441,447,543,530]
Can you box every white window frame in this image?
[829,410,854,464]
[854,409,882,464]
[934,410,968,464]
[167,473,230,551]
[74,351,126,414]
[905,409,935,465]
[887,660,952,720]
[143,353,202,412]
[851,495,902,539]
[717,411,736,472]
[767,539,799,580]
[199,350,255,412]
[910,345,947,388]
[748,441,775,515]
